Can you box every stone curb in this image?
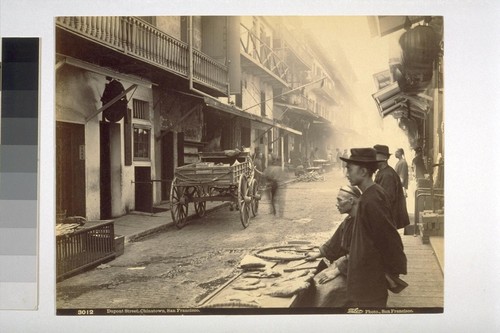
[125,202,231,243]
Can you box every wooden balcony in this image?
[239,23,290,88]
[55,16,228,95]
[310,75,338,103]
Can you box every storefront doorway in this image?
[56,121,86,217]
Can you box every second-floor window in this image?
[133,99,150,120]
[132,98,151,161]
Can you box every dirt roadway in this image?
[56,170,348,309]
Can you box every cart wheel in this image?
[238,175,251,228]
[170,178,188,229]
[249,178,259,217]
[193,186,206,217]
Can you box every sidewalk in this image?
[113,201,230,243]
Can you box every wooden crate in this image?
[418,210,444,243]
[56,221,115,280]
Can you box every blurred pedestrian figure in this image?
[326,146,333,163]
[303,185,362,307]
[340,148,407,307]
[412,146,428,181]
[310,147,319,161]
[262,160,287,217]
[394,148,409,197]
[253,152,264,184]
[268,147,277,166]
[341,149,348,174]
[373,145,410,230]
[252,146,260,160]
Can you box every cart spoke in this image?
[194,186,206,217]
[250,178,259,217]
[238,174,251,228]
[170,178,188,229]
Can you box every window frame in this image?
[132,124,151,161]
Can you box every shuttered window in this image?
[133,99,149,120]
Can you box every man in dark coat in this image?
[340,148,407,307]
[373,145,410,230]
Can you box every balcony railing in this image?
[56,16,228,94]
[239,23,289,84]
[286,92,314,111]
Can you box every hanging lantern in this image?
[397,24,440,93]
[399,25,439,68]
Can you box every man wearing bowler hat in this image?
[340,148,407,307]
[373,144,410,230]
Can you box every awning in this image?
[168,89,302,135]
[311,114,333,127]
[274,102,318,119]
[267,120,302,135]
[204,96,301,135]
[372,81,430,119]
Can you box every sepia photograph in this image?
[54,15,444,315]
[1,0,500,331]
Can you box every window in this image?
[133,126,151,160]
[133,99,149,120]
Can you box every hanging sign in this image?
[101,77,128,122]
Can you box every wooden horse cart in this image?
[170,151,260,229]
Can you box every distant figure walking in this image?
[411,147,428,181]
[262,161,287,217]
[394,148,409,197]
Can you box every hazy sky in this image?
[298,16,410,153]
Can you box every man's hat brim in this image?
[373,144,392,157]
[339,156,379,164]
[340,147,379,164]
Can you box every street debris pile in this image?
[296,171,325,182]
[199,244,320,308]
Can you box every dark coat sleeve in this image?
[319,219,348,262]
[363,190,407,275]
